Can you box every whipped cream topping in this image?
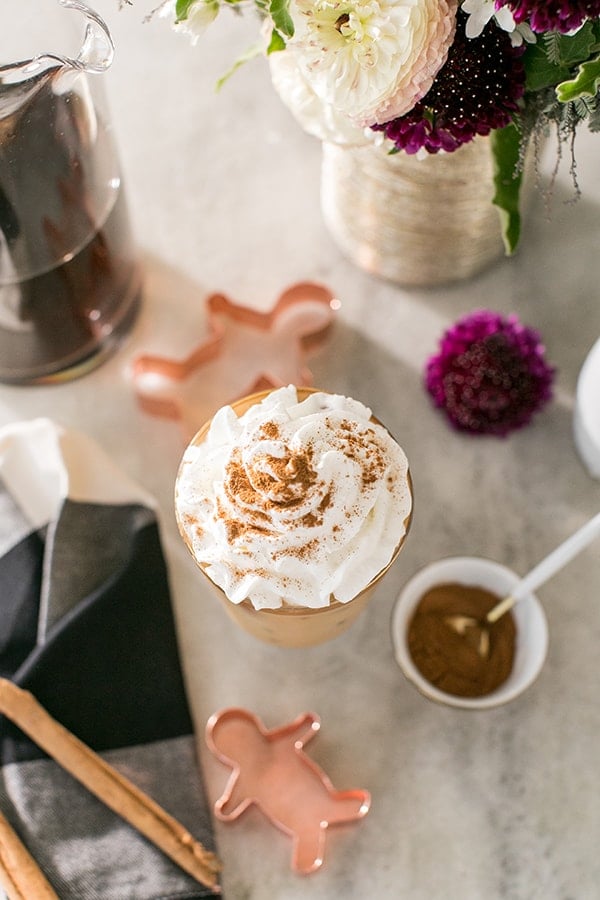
[176,386,411,610]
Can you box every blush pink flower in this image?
[425,310,555,436]
[269,0,458,145]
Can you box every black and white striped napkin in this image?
[0,418,218,899]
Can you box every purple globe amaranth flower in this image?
[425,310,555,436]
[495,0,600,33]
[373,11,525,155]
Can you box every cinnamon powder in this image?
[216,416,393,564]
[407,583,516,698]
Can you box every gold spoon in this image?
[445,512,600,657]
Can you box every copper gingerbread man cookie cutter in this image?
[131,282,339,439]
[205,708,370,875]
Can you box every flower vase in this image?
[320,137,506,287]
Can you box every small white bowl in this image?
[391,557,549,710]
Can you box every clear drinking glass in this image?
[0,0,141,384]
[176,388,414,648]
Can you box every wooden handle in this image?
[0,680,221,893]
[0,809,58,900]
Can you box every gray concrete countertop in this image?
[1,4,599,897]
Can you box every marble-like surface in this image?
[2,5,600,897]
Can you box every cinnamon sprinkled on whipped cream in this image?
[175,386,412,610]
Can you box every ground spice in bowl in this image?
[406,583,517,698]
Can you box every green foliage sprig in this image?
[492,21,600,253]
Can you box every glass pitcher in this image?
[0,0,141,384]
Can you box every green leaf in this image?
[490,125,524,256]
[175,0,196,20]
[525,24,598,91]
[524,42,570,91]
[269,0,294,38]
[554,22,596,66]
[215,40,264,90]
[556,55,600,101]
[266,29,286,54]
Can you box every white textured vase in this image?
[321,137,506,287]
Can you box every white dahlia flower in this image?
[270,44,376,144]
[269,0,457,138]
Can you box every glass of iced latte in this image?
[175,386,412,647]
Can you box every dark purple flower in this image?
[425,310,555,436]
[495,0,600,33]
[373,12,525,155]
